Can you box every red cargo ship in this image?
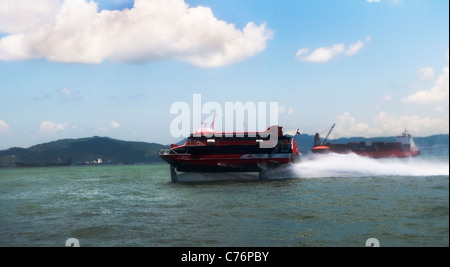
[312,124,420,158]
[159,126,300,182]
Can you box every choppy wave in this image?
[1,164,448,246]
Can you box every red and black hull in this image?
[159,126,300,178]
[160,153,297,173]
[311,139,421,158]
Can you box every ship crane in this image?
[321,123,335,145]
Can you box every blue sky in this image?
[0,0,448,149]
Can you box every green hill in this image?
[0,133,447,167]
[0,136,168,167]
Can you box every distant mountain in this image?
[0,133,448,167]
[0,136,168,167]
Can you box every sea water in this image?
[0,154,448,247]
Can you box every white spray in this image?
[288,153,449,179]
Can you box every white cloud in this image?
[277,105,294,116]
[345,38,367,56]
[61,88,70,95]
[0,120,10,133]
[333,112,382,138]
[94,126,108,135]
[59,88,82,101]
[39,121,68,133]
[284,129,301,136]
[0,0,273,67]
[389,0,403,6]
[332,111,448,138]
[373,112,449,137]
[418,67,435,81]
[382,94,392,101]
[277,105,286,114]
[109,121,120,129]
[295,36,370,63]
[403,66,449,105]
[310,44,345,61]
[0,0,61,33]
[294,48,309,59]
